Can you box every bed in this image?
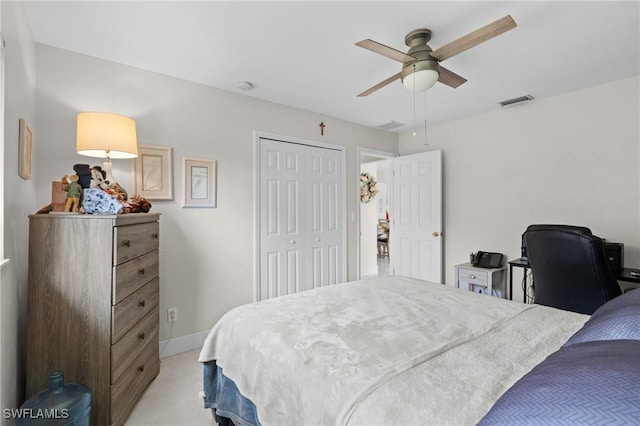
[198,276,640,425]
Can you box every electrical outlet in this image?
[167,308,177,323]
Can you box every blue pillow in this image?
[478,340,640,425]
[563,305,640,347]
[591,287,640,319]
[561,288,640,347]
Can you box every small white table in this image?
[455,262,507,299]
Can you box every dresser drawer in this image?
[110,332,159,425]
[113,221,159,266]
[111,307,159,384]
[112,250,159,304]
[457,268,488,285]
[112,278,159,344]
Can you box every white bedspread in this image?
[199,276,588,426]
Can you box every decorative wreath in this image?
[360,172,379,203]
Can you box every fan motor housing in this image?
[401,28,440,88]
[405,28,432,47]
[401,29,440,90]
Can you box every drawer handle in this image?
[138,365,145,373]
[139,268,146,275]
[138,332,145,340]
[124,240,131,247]
[139,300,146,308]
[152,233,159,239]
[469,274,476,279]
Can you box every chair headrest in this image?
[525,224,593,237]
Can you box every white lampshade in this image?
[76,112,138,159]
[401,60,440,92]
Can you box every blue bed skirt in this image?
[202,360,262,426]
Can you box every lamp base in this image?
[101,160,129,200]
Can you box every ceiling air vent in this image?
[498,94,534,108]
[377,120,406,130]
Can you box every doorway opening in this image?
[357,148,396,279]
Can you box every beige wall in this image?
[33,44,398,354]
[1,0,37,419]
[399,76,640,302]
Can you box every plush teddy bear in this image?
[132,196,152,213]
[121,195,152,214]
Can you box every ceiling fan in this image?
[355,15,517,97]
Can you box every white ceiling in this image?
[22,1,640,133]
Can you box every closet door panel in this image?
[307,147,343,287]
[259,138,344,300]
[260,140,306,299]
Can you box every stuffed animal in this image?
[73,164,92,188]
[91,165,129,200]
[104,185,127,202]
[90,166,110,190]
[132,196,152,213]
[62,174,83,212]
[121,195,152,214]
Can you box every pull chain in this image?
[412,64,417,137]
[423,89,428,145]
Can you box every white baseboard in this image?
[360,267,379,278]
[158,329,210,358]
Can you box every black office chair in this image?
[523,224,622,315]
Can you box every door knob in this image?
[432,232,441,237]
[316,238,321,242]
[290,240,296,244]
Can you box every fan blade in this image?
[357,72,402,97]
[355,39,414,63]
[438,66,467,88]
[431,15,517,62]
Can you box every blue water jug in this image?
[17,371,91,425]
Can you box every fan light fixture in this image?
[76,112,138,188]
[401,60,440,92]
[355,15,517,97]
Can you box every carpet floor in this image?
[126,349,215,426]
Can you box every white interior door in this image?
[391,150,442,283]
[259,138,344,300]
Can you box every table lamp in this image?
[76,112,138,193]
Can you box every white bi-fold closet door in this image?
[258,136,345,300]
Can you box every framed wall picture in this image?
[130,144,173,200]
[183,157,217,208]
[18,118,33,180]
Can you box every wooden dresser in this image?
[26,213,161,425]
